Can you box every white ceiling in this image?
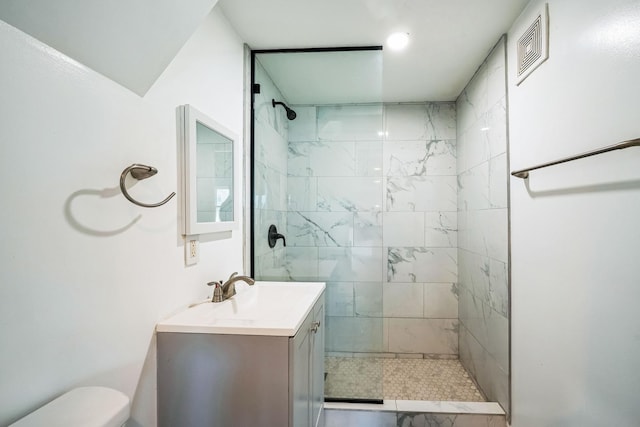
[219,0,531,103]
[0,0,218,95]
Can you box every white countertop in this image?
[156,281,325,336]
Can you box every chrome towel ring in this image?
[119,164,176,208]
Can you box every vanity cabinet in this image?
[157,292,324,427]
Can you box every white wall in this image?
[508,1,640,426]
[0,7,245,426]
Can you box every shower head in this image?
[272,99,297,120]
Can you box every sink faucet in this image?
[217,272,255,301]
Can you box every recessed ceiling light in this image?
[386,32,410,51]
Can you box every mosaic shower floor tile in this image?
[325,357,485,402]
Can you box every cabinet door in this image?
[291,308,312,427]
[311,296,325,427]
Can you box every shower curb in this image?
[324,400,506,427]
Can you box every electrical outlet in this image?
[185,236,199,266]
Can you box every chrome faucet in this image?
[210,272,255,302]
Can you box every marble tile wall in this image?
[253,59,290,280]
[287,102,459,357]
[456,37,510,412]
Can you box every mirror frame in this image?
[178,104,240,235]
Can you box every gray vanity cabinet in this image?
[292,294,325,427]
[157,293,325,427]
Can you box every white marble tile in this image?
[458,163,490,211]
[397,413,506,427]
[458,323,482,380]
[480,208,508,263]
[326,282,355,317]
[384,104,428,140]
[318,104,383,141]
[388,318,458,354]
[254,65,290,140]
[489,153,508,209]
[326,409,397,427]
[487,309,509,373]
[384,140,456,177]
[310,141,356,176]
[354,211,383,246]
[254,162,287,211]
[462,118,491,172]
[489,359,510,415]
[288,106,317,141]
[384,103,456,141]
[489,258,508,318]
[387,247,457,283]
[424,283,458,319]
[383,318,389,352]
[456,92,474,139]
[288,141,356,177]
[318,177,383,212]
[465,211,487,256]
[383,282,424,318]
[464,62,488,125]
[355,282,383,317]
[254,250,288,281]
[319,247,383,282]
[457,209,469,250]
[283,247,318,281]
[286,141,311,177]
[287,177,317,211]
[486,38,507,110]
[425,103,457,140]
[324,401,397,412]
[486,98,507,158]
[458,286,489,346]
[424,211,457,247]
[255,121,288,174]
[287,211,353,247]
[356,141,384,176]
[386,176,457,212]
[326,316,384,353]
[458,249,491,304]
[383,212,425,247]
[395,400,504,415]
[456,132,468,176]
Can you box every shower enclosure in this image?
[251,47,386,401]
[250,40,510,413]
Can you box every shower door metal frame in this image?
[248,46,382,275]
[249,46,384,404]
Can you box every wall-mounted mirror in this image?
[178,104,240,235]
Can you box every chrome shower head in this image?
[272,99,297,120]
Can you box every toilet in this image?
[10,386,130,427]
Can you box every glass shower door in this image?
[251,48,385,402]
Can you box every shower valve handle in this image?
[268,224,286,248]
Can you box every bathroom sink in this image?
[156,281,325,336]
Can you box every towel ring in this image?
[119,164,176,208]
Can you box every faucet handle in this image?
[212,283,223,303]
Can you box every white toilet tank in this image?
[10,386,130,427]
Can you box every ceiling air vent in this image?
[517,3,549,85]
